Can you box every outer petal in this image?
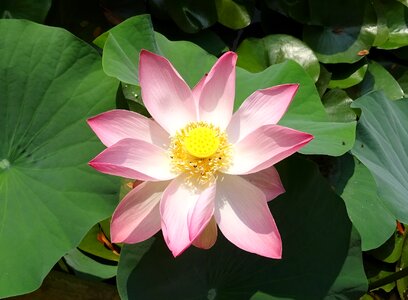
[214,174,282,258]
[192,217,218,249]
[160,176,216,257]
[192,73,207,102]
[111,181,169,243]
[187,183,216,242]
[139,50,197,134]
[241,166,285,202]
[226,125,313,175]
[87,109,169,148]
[89,138,175,181]
[197,51,237,129]
[227,84,299,143]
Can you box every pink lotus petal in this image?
[111,181,169,243]
[89,138,175,181]
[214,174,282,258]
[241,166,285,202]
[227,84,299,143]
[139,50,197,135]
[226,125,313,175]
[192,73,207,102]
[187,183,216,242]
[197,51,237,129]
[87,109,169,148]
[192,217,218,249]
[160,176,215,257]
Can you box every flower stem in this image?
[369,266,408,290]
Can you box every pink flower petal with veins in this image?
[227,84,299,143]
[139,50,197,135]
[187,184,216,243]
[226,125,313,175]
[88,109,169,148]
[215,174,282,259]
[160,175,216,257]
[192,72,207,102]
[89,138,175,181]
[196,51,237,129]
[111,181,169,243]
[192,217,218,249]
[241,166,285,202]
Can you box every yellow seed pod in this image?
[184,127,220,158]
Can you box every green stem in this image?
[369,266,408,290]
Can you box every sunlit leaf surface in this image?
[0,20,119,297]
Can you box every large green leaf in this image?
[116,239,156,300]
[148,0,217,33]
[183,29,228,56]
[215,0,253,29]
[99,15,158,85]
[357,61,404,100]
[117,157,367,299]
[307,0,369,26]
[397,235,408,299]
[330,155,395,251]
[351,92,408,224]
[98,15,216,87]
[328,62,368,89]
[251,292,276,300]
[301,0,376,63]
[155,33,216,88]
[374,0,408,50]
[397,0,408,6]
[303,25,374,64]
[324,228,368,299]
[0,20,118,297]
[64,249,117,280]
[263,0,309,24]
[371,0,390,47]
[236,34,320,82]
[315,64,332,97]
[252,228,367,300]
[0,0,51,23]
[387,62,408,97]
[322,89,356,123]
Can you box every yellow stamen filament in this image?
[169,122,231,185]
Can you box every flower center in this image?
[169,122,231,185]
[184,127,220,158]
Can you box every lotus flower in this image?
[88,50,313,258]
